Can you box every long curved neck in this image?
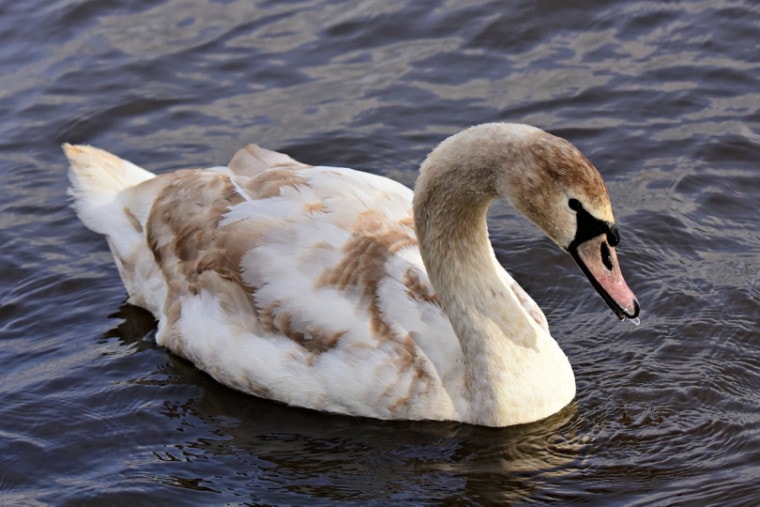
[412,126,575,426]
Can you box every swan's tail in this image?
[64,143,155,234]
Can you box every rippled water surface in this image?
[1,0,758,504]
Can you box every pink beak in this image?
[571,233,639,320]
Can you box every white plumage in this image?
[65,123,639,427]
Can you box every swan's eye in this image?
[568,198,581,211]
[601,241,613,270]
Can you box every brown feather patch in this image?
[244,168,310,199]
[403,268,440,307]
[258,300,346,354]
[316,209,417,340]
[146,170,256,344]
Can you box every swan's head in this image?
[421,123,639,319]
[489,124,639,320]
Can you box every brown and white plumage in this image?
[65,123,639,427]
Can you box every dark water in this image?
[1,0,758,504]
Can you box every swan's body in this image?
[65,123,638,427]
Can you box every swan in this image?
[64,123,639,427]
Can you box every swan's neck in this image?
[413,137,575,426]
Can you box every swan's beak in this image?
[570,233,640,320]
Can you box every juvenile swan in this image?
[65,123,639,427]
